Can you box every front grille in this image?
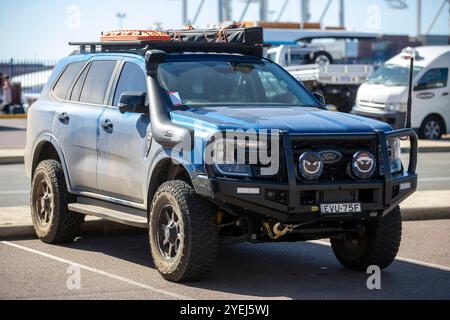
[359,100,386,109]
[291,137,378,182]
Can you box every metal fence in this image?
[0,59,56,95]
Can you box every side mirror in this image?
[118,91,148,114]
[313,92,326,105]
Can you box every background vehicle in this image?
[353,46,450,139]
[265,29,377,113]
[25,27,418,282]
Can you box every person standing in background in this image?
[1,75,13,114]
[0,73,3,104]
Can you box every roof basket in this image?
[69,27,265,57]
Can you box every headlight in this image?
[387,103,407,112]
[389,138,403,174]
[211,138,264,177]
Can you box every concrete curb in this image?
[0,156,24,165]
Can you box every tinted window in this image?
[416,68,448,91]
[79,60,117,105]
[113,62,147,106]
[52,62,85,99]
[70,64,90,101]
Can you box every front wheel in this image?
[149,180,218,282]
[330,206,402,271]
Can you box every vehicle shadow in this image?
[62,233,450,300]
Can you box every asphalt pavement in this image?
[1,219,449,300]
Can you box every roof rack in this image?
[69,27,265,57]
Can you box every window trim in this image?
[51,61,87,100]
[107,58,148,109]
[51,58,120,108]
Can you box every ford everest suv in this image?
[25,28,418,282]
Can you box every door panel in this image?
[97,59,150,203]
[412,67,449,129]
[52,102,104,192]
[97,109,150,202]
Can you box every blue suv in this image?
[25,27,418,282]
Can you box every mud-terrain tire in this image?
[31,160,84,243]
[149,180,218,282]
[331,206,402,271]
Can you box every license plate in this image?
[320,203,362,214]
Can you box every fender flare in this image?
[30,133,72,192]
[145,148,202,207]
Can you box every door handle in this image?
[100,119,113,130]
[57,112,69,123]
[442,92,449,96]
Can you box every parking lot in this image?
[1,218,449,300]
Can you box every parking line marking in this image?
[1,241,191,300]
[309,240,450,272]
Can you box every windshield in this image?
[157,59,319,107]
[368,64,423,86]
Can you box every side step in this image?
[68,203,148,228]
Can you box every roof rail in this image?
[69,27,265,57]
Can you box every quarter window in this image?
[79,60,117,105]
[113,62,147,106]
[52,62,85,100]
[415,68,448,91]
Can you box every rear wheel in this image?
[31,160,84,243]
[330,206,402,271]
[149,180,218,282]
[419,115,445,140]
[313,51,333,65]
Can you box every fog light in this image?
[351,151,376,179]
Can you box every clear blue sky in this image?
[0,0,448,60]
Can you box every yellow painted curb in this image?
[0,114,27,119]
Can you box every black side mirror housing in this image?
[313,92,326,105]
[118,91,148,114]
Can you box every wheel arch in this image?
[31,136,71,190]
[146,151,199,213]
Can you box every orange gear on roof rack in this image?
[100,30,171,42]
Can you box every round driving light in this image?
[352,151,376,179]
[298,151,323,180]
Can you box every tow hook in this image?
[263,222,293,240]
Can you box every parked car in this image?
[353,46,450,139]
[25,27,418,282]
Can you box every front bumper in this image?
[195,129,418,224]
[352,106,406,130]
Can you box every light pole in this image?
[116,12,126,30]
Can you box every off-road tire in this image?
[149,180,218,282]
[31,160,84,243]
[418,115,445,140]
[331,206,402,271]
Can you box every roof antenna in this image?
[405,56,414,128]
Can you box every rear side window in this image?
[415,68,449,91]
[52,62,85,100]
[79,60,117,105]
[70,64,90,101]
[113,62,147,106]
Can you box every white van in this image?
[352,46,450,139]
